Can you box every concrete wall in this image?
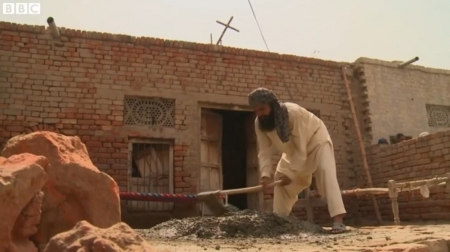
[354,58,450,144]
[0,22,356,206]
[355,130,450,222]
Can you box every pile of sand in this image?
[140,210,324,239]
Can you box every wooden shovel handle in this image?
[219,180,282,196]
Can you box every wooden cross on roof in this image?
[215,16,240,45]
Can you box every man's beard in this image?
[258,110,276,132]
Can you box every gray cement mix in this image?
[139,209,324,239]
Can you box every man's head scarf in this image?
[248,88,290,143]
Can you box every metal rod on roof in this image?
[398,57,419,68]
[46,17,60,39]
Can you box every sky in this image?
[1,0,450,69]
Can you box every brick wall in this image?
[355,130,450,222]
[0,21,356,215]
[354,58,450,144]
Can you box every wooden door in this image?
[245,114,263,211]
[200,109,223,215]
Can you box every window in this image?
[124,97,175,127]
[127,139,174,212]
[426,104,450,127]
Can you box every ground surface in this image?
[136,211,450,251]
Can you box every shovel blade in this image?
[197,191,229,216]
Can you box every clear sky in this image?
[2,0,449,69]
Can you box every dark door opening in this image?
[213,109,252,210]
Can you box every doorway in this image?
[215,110,249,210]
[199,107,262,213]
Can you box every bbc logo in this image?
[2,3,41,14]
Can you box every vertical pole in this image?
[341,67,383,225]
[388,180,400,225]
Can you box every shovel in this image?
[197,180,282,216]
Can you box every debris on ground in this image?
[139,209,324,239]
[43,221,157,252]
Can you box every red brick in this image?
[87,141,103,148]
[111,153,127,159]
[174,151,186,157]
[175,182,190,188]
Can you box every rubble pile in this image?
[143,209,324,239]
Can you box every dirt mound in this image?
[143,210,324,239]
[43,221,157,252]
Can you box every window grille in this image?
[124,97,175,127]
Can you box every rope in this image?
[246,0,298,103]
[119,192,225,203]
[247,0,270,52]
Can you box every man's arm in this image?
[254,119,274,179]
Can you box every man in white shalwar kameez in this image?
[248,87,347,234]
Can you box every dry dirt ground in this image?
[144,223,450,252]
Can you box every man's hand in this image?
[278,173,292,186]
[260,176,271,190]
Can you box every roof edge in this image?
[1,21,349,68]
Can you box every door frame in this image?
[197,103,263,211]
[199,108,224,191]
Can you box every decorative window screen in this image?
[124,97,175,127]
[426,104,450,127]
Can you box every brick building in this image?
[352,58,450,144]
[1,21,449,224]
